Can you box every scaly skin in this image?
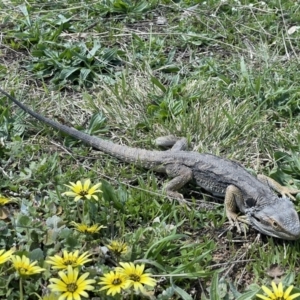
[1,88,300,240]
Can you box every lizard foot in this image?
[155,135,179,148]
[236,216,250,236]
[257,174,300,201]
[226,211,249,234]
[165,190,190,206]
[278,186,300,201]
[155,136,188,151]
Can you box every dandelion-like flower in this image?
[257,282,300,300]
[46,250,92,270]
[0,196,11,205]
[0,249,14,264]
[70,221,106,234]
[11,255,45,276]
[99,271,130,296]
[116,262,156,292]
[48,265,95,300]
[107,240,128,256]
[62,179,102,201]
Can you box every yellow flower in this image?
[116,262,156,292]
[0,249,14,264]
[107,240,128,256]
[46,250,92,270]
[11,255,45,276]
[62,179,102,201]
[48,265,95,300]
[257,282,300,300]
[0,196,11,205]
[99,271,130,296]
[70,221,106,234]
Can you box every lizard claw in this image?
[166,190,184,200]
[227,221,248,237]
[226,211,250,234]
[165,190,190,208]
[236,216,250,236]
[257,174,300,201]
[279,187,300,201]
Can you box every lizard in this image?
[1,87,300,240]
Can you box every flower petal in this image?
[88,183,102,194]
[262,285,276,299]
[288,293,300,300]
[256,294,272,300]
[83,179,91,191]
[284,285,294,298]
[277,282,283,297]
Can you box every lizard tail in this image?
[0,88,156,166]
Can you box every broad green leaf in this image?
[59,67,80,80]
[103,48,118,61]
[29,248,44,261]
[157,287,175,299]
[18,4,31,26]
[87,112,107,134]
[80,68,91,81]
[89,40,102,57]
[209,273,221,300]
[236,289,260,300]
[240,56,249,80]
[145,234,188,259]
[151,76,166,92]
[171,283,193,300]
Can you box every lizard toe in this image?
[280,191,297,201]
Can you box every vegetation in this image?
[1,0,300,299]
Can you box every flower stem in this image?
[77,201,83,221]
[131,289,134,300]
[19,277,23,300]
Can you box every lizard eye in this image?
[272,221,278,228]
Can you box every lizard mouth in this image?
[249,215,300,240]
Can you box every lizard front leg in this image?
[257,174,300,200]
[164,164,193,200]
[225,185,250,233]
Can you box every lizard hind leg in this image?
[155,135,188,151]
[164,164,193,201]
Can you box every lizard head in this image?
[246,196,300,240]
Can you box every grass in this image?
[1,0,300,299]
